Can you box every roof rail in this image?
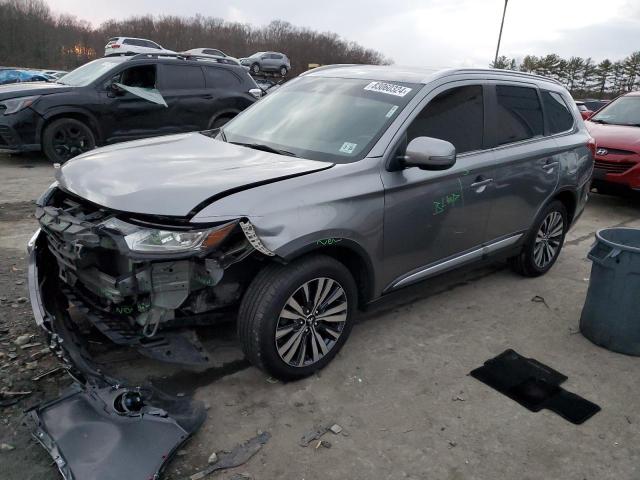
[449,68,564,86]
[300,64,359,76]
[127,52,239,66]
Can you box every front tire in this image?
[251,63,260,74]
[279,66,288,76]
[238,255,357,380]
[510,200,568,277]
[42,118,96,163]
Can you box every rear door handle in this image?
[470,178,493,192]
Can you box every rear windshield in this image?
[57,57,127,87]
[222,76,419,163]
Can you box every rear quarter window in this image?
[542,91,574,134]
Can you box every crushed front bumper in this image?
[27,229,206,480]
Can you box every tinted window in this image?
[203,49,223,56]
[495,85,543,145]
[542,91,574,134]
[407,85,484,154]
[161,65,205,89]
[271,54,282,60]
[123,39,137,46]
[143,40,160,49]
[203,67,240,88]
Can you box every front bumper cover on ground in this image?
[26,231,206,480]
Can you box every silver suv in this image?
[28,66,593,381]
[240,51,291,76]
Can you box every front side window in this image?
[542,91,574,134]
[591,96,640,126]
[222,77,419,162]
[117,65,156,89]
[495,85,543,145]
[161,65,205,89]
[407,85,484,154]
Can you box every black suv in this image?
[0,54,260,162]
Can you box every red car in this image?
[585,92,640,193]
[576,101,593,120]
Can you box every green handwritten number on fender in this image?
[317,238,342,246]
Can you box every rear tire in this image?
[237,255,357,381]
[510,200,568,277]
[42,118,95,164]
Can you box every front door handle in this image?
[542,161,559,171]
[470,177,493,193]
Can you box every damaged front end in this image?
[25,184,272,480]
[32,185,266,365]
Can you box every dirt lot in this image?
[1,152,639,480]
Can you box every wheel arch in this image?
[207,108,241,129]
[38,108,103,145]
[280,239,376,310]
[551,189,577,224]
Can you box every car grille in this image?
[594,159,636,175]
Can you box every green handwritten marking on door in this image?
[317,238,342,246]
[433,181,464,216]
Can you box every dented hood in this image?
[57,133,333,217]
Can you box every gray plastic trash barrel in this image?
[580,227,640,355]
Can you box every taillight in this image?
[588,137,597,158]
[110,44,120,49]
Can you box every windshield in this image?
[591,96,640,126]
[57,57,127,87]
[222,76,419,162]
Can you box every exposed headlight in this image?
[120,221,237,253]
[1,95,41,115]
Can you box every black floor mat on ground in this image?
[470,349,600,424]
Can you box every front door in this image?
[99,64,170,143]
[381,83,495,290]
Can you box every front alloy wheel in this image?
[275,277,348,367]
[237,255,356,380]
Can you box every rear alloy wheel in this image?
[238,255,357,380]
[510,200,568,277]
[42,118,95,163]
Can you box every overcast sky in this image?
[50,0,640,67]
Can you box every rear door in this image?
[157,63,210,132]
[381,82,496,289]
[482,82,560,242]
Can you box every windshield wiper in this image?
[589,119,609,124]
[230,141,298,157]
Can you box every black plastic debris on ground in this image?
[470,349,600,425]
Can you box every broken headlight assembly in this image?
[100,218,237,253]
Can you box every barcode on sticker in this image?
[364,81,412,97]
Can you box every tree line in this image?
[492,53,640,99]
[0,0,390,75]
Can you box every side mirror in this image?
[109,82,125,95]
[402,137,456,170]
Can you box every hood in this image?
[585,121,640,152]
[0,81,72,101]
[57,133,334,217]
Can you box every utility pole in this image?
[493,0,509,67]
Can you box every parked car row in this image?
[104,37,291,76]
[0,53,261,162]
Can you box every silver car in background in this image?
[28,66,592,383]
[240,51,291,76]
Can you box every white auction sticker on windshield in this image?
[364,81,412,97]
[339,142,357,154]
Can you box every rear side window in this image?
[542,91,574,134]
[203,49,223,56]
[203,67,240,88]
[495,85,543,145]
[407,85,484,154]
[161,65,205,89]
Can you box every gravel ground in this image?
[1,152,639,480]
